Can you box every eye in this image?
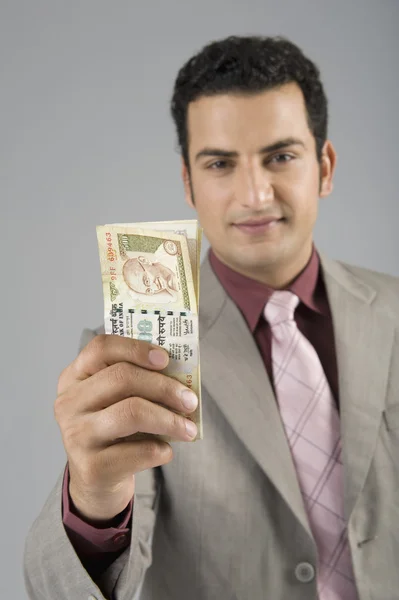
[269,153,294,164]
[208,160,230,170]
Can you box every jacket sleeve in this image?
[23,327,160,600]
[62,462,133,579]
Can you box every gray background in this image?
[1,0,398,597]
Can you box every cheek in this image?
[194,179,231,227]
[197,204,225,239]
[277,168,320,216]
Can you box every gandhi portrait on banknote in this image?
[123,255,179,302]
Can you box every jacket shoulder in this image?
[338,260,399,316]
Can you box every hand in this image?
[54,335,198,524]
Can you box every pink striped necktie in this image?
[264,290,358,600]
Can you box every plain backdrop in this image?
[1,1,398,597]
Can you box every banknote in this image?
[96,222,202,441]
[113,220,202,301]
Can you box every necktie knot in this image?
[263,290,300,327]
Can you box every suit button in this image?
[294,562,315,583]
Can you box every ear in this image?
[319,140,337,198]
[181,158,195,208]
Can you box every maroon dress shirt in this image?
[62,242,339,582]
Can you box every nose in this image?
[238,161,274,208]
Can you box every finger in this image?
[57,361,198,417]
[95,439,174,480]
[58,334,169,394]
[88,396,198,445]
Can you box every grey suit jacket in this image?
[24,252,399,600]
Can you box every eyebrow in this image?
[194,137,305,162]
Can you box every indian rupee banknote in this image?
[96,221,202,441]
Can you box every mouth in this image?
[233,217,286,234]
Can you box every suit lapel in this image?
[319,253,395,521]
[199,257,312,537]
[199,252,396,532]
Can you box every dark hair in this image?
[170,35,328,170]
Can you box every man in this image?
[24,35,399,600]
[123,255,180,301]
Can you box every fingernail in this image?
[149,348,168,367]
[185,419,197,439]
[181,389,198,411]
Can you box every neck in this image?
[212,242,314,289]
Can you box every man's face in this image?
[123,257,178,295]
[183,82,336,286]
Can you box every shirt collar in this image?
[208,243,327,333]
